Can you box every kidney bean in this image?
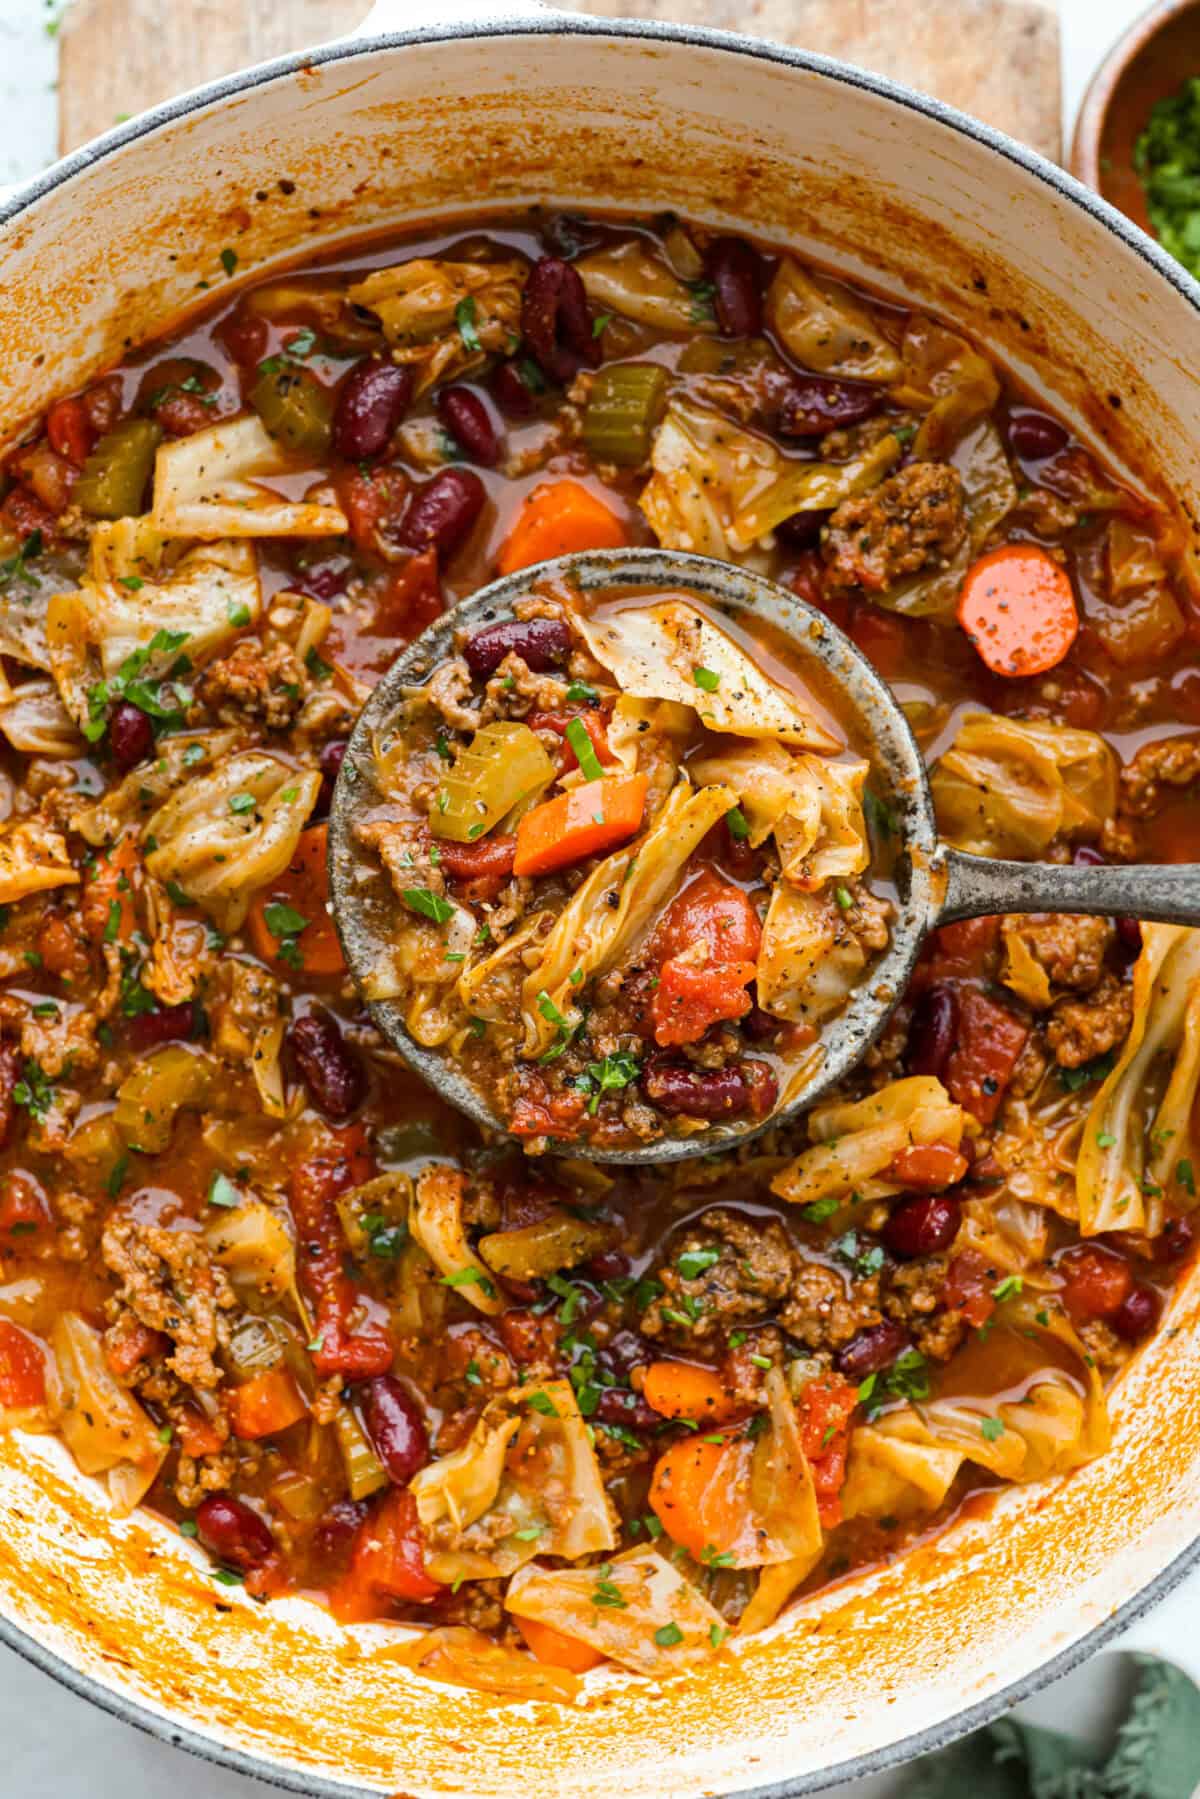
[586,1248,631,1284]
[399,467,485,558]
[128,1003,197,1053]
[834,1320,908,1382]
[775,509,829,549]
[883,1192,962,1260]
[313,737,349,819]
[82,374,124,439]
[596,1387,659,1434]
[778,375,883,438]
[290,554,351,602]
[195,1493,275,1569]
[1111,1282,1162,1343]
[312,1496,369,1562]
[706,236,763,337]
[1007,408,1069,462]
[362,1374,430,1484]
[596,1327,651,1381]
[491,358,542,416]
[109,700,154,772]
[642,1060,755,1120]
[905,986,958,1080]
[1156,1215,1196,1264]
[216,309,269,369]
[462,615,572,678]
[521,255,599,383]
[333,359,413,461]
[740,1003,780,1043]
[497,1307,560,1366]
[289,1012,366,1120]
[435,384,501,467]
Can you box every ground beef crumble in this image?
[1046,971,1134,1068]
[102,1215,235,1391]
[642,1207,793,1341]
[822,461,967,593]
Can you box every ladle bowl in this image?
[328,548,1200,1164]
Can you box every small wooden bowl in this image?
[1072,0,1200,226]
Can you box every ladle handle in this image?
[939,849,1200,928]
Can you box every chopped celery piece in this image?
[581,362,668,467]
[112,1045,212,1153]
[250,362,333,456]
[76,420,163,519]
[333,1405,389,1500]
[430,721,554,844]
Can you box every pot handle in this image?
[352,0,557,36]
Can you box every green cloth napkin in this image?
[900,1654,1200,1799]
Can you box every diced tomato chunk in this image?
[795,1373,858,1528]
[371,548,444,643]
[886,1143,969,1191]
[0,1172,51,1239]
[651,956,757,1047]
[925,916,1001,982]
[175,1406,228,1459]
[336,465,409,555]
[104,1318,168,1381]
[290,1132,391,1379]
[848,606,908,679]
[526,707,616,773]
[651,869,762,967]
[1058,1245,1133,1324]
[329,1487,442,1620]
[944,1250,996,1328]
[0,1318,46,1410]
[0,485,57,544]
[942,988,1028,1124]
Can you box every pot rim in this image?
[3,14,1200,1798]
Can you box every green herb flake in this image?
[980,1416,1005,1443]
[654,1621,684,1647]
[208,1172,240,1209]
[565,680,599,704]
[440,1266,496,1298]
[402,887,454,925]
[692,666,720,693]
[525,1389,560,1417]
[228,791,256,816]
[455,295,482,353]
[219,247,239,278]
[801,1197,840,1224]
[1096,1130,1117,1149]
[725,805,750,841]
[178,1519,199,1539]
[991,1274,1024,1302]
[1178,1158,1196,1196]
[677,1246,720,1281]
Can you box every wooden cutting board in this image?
[57,0,1060,162]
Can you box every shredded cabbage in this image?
[765,258,903,382]
[144,752,321,932]
[577,239,716,333]
[410,1377,615,1582]
[570,595,840,752]
[152,415,348,538]
[930,712,1117,859]
[891,318,1001,459]
[51,1312,165,1515]
[505,1546,727,1677]
[412,1164,503,1316]
[348,256,525,393]
[0,820,79,904]
[0,679,81,757]
[772,1077,966,1206]
[1077,924,1200,1234]
[393,1625,581,1703]
[756,885,866,1027]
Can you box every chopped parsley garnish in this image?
[801,1197,840,1224]
[102,899,122,943]
[590,1569,627,1609]
[219,247,238,277]
[709,1622,727,1648]
[692,665,720,692]
[575,1050,640,1113]
[565,715,604,781]
[1096,1130,1117,1149]
[833,1229,885,1280]
[524,1389,560,1417]
[1058,1051,1115,1092]
[858,1348,930,1418]
[980,1416,1005,1442]
[12,1059,53,1121]
[0,529,43,591]
[677,1246,721,1281]
[654,1621,684,1647]
[862,785,897,840]
[536,988,581,1063]
[263,900,309,968]
[700,1544,735,1568]
[455,295,482,353]
[1178,1158,1196,1196]
[834,885,853,911]
[227,600,252,627]
[178,1519,199,1539]
[228,792,256,815]
[83,627,192,745]
[464,1358,483,1386]
[305,647,333,681]
[1136,78,1200,281]
[402,887,454,925]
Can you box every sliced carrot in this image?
[512,774,648,878]
[642,1360,741,1424]
[497,479,629,575]
[228,1368,308,1440]
[516,1616,607,1673]
[82,831,139,944]
[247,822,345,977]
[957,543,1078,677]
[649,1435,744,1561]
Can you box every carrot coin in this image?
[957,543,1078,677]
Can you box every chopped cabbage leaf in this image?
[205,1201,298,1305]
[0,679,80,757]
[756,884,866,1027]
[412,1164,503,1316]
[689,738,797,846]
[392,1625,580,1703]
[1077,924,1200,1234]
[571,595,840,751]
[411,1377,615,1582]
[892,318,1001,459]
[479,1210,612,1280]
[765,258,903,382]
[519,780,738,1055]
[152,414,348,538]
[930,712,1117,859]
[736,1546,825,1636]
[505,1546,727,1677]
[144,752,321,932]
[958,1193,1051,1278]
[639,396,898,560]
[772,1077,965,1207]
[47,539,260,729]
[51,1311,165,1515]
[577,239,716,334]
[772,756,870,890]
[347,256,525,394]
[1108,517,1170,595]
[72,729,239,848]
[999,918,1054,1009]
[455,911,554,1039]
[606,694,695,787]
[0,819,79,903]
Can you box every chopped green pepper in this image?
[249,362,333,456]
[75,419,163,519]
[581,361,669,466]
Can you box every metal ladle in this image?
[327,548,1200,1164]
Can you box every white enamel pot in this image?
[2,4,1200,1794]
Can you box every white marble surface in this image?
[0,0,1197,1792]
